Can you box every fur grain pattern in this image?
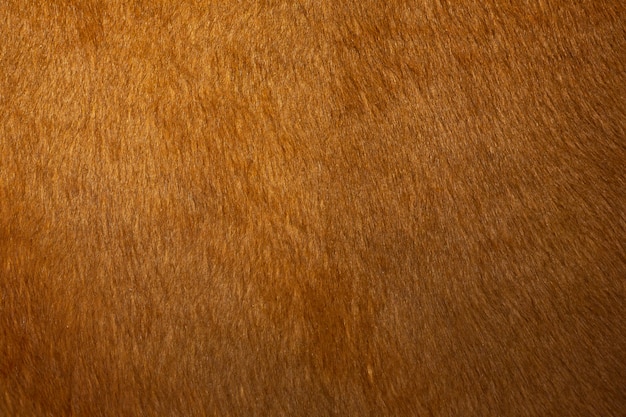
[1,1,625,416]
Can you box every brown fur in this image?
[1,1,625,416]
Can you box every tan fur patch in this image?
[1,1,624,415]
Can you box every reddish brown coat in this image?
[1,1,624,416]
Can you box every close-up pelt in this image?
[1,1,624,416]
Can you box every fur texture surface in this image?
[1,1,625,416]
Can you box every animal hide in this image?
[1,1,624,415]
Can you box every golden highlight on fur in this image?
[1,1,625,416]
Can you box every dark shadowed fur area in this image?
[1,1,625,416]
